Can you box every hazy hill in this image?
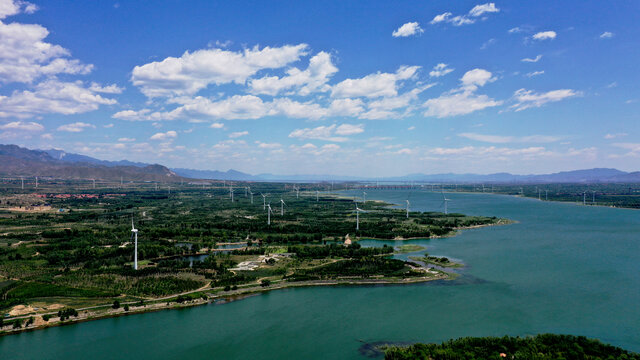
[3,144,640,183]
[0,144,185,182]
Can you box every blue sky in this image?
[1,0,639,176]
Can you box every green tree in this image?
[112,300,120,309]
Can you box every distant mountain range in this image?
[2,144,640,183]
[0,144,184,182]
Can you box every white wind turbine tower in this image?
[280,198,286,215]
[406,200,410,218]
[583,191,587,206]
[355,203,367,230]
[267,203,274,225]
[35,176,38,189]
[229,186,234,202]
[362,191,367,203]
[131,216,139,270]
[592,190,596,204]
[316,190,319,202]
[294,186,299,199]
[441,191,451,215]
[249,190,254,204]
[261,193,267,210]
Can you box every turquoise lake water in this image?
[1,190,639,359]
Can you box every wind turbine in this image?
[35,176,38,189]
[267,203,274,225]
[280,198,286,216]
[261,193,267,210]
[295,186,299,199]
[441,191,451,215]
[592,190,596,204]
[406,200,410,218]
[229,186,234,202]
[316,190,319,202]
[131,216,139,270]
[355,203,367,230]
[249,190,254,204]
[362,191,367,203]
[583,191,587,206]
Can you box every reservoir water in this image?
[2,190,639,359]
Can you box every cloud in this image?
[511,88,578,111]
[480,38,496,50]
[599,31,614,39]
[229,131,248,138]
[40,133,52,140]
[210,122,224,129]
[407,126,415,131]
[458,132,562,143]
[131,44,309,97]
[426,145,553,159]
[604,133,627,139]
[103,123,114,128]
[150,130,177,140]
[288,124,363,142]
[0,120,43,131]
[521,55,542,63]
[532,31,556,41]
[0,16,93,84]
[335,123,364,135]
[429,63,454,77]
[255,141,281,149]
[0,79,117,118]
[57,122,96,132]
[424,68,501,117]
[468,3,499,17]
[248,51,338,96]
[424,91,501,118]
[117,137,135,142]
[331,65,419,98]
[430,3,499,27]
[392,22,424,37]
[461,68,495,88]
[89,82,124,94]
[0,0,37,19]
[526,70,544,77]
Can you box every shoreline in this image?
[0,273,451,337]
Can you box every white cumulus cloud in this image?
[0,120,43,131]
[429,63,454,77]
[331,65,419,98]
[599,31,614,39]
[248,51,337,96]
[150,130,177,140]
[532,31,557,41]
[424,68,501,117]
[392,22,424,37]
[131,44,309,97]
[57,122,96,132]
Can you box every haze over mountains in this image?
[2,144,640,183]
[0,144,183,182]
